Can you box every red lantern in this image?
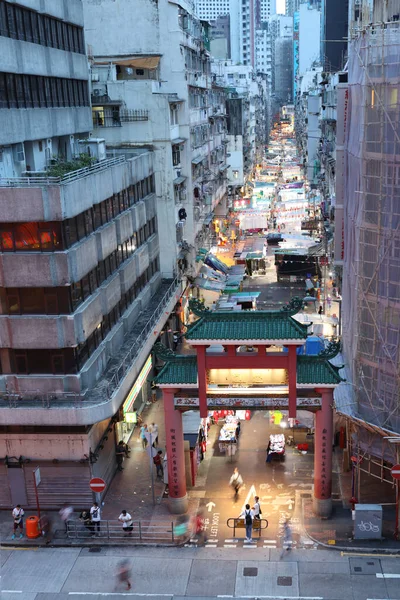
[245,410,251,420]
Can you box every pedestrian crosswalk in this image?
[185,537,318,550]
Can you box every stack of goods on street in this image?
[266,433,286,462]
[218,415,240,453]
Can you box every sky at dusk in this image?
[276,0,285,14]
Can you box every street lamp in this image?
[384,436,400,540]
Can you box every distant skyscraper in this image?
[285,0,300,16]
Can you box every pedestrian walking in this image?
[11,504,24,539]
[239,504,254,542]
[173,332,179,351]
[79,509,94,535]
[318,305,323,319]
[39,513,52,545]
[173,514,189,544]
[153,449,164,479]
[139,424,148,449]
[118,509,133,535]
[229,467,243,496]
[90,502,101,536]
[116,441,125,471]
[193,508,207,546]
[280,519,293,559]
[115,559,132,591]
[118,440,130,458]
[150,422,159,445]
[59,503,73,534]
[252,496,262,520]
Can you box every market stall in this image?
[266,433,286,462]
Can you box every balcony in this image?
[0,278,183,425]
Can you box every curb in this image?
[300,498,400,555]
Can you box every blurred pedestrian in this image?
[118,509,133,535]
[11,504,24,539]
[151,422,159,445]
[153,450,164,479]
[280,519,293,559]
[59,503,73,534]
[173,332,179,350]
[90,502,101,536]
[116,441,125,471]
[229,467,243,496]
[39,513,52,545]
[318,305,323,319]
[79,509,94,535]
[139,424,148,449]
[193,508,207,546]
[115,559,132,591]
[173,514,189,544]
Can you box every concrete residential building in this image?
[268,14,292,94]
[0,0,181,507]
[83,0,228,278]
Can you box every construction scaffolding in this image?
[340,20,400,459]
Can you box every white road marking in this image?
[223,544,237,548]
[224,539,239,543]
[1,592,23,594]
[69,594,172,597]
[376,573,400,579]
[241,483,257,511]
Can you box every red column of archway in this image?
[313,388,334,518]
[163,388,188,514]
[196,345,208,418]
[288,345,298,418]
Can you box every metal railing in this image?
[67,519,186,544]
[120,109,149,122]
[105,276,181,399]
[227,517,269,538]
[0,157,126,187]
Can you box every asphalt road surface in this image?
[1,545,400,599]
[189,411,322,549]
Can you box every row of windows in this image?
[0,72,89,109]
[3,258,160,375]
[0,176,155,253]
[75,257,160,370]
[1,217,157,315]
[0,1,85,54]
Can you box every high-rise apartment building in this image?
[0,0,181,507]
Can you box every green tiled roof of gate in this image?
[297,355,343,385]
[154,354,343,386]
[185,311,308,341]
[155,356,198,385]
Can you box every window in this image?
[0,72,90,109]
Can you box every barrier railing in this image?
[66,518,187,544]
[226,517,269,538]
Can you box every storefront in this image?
[116,354,153,443]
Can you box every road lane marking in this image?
[223,544,237,547]
[69,594,172,597]
[376,573,400,579]
[341,551,400,558]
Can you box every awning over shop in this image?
[95,55,161,69]
[219,164,229,172]
[192,156,203,165]
[173,176,187,185]
[172,138,186,145]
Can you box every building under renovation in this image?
[336,0,400,489]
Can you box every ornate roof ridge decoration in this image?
[318,339,341,359]
[280,296,304,317]
[152,342,196,363]
[188,298,209,317]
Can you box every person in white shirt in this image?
[59,503,73,534]
[239,503,254,542]
[12,505,24,539]
[151,422,159,445]
[118,510,133,535]
[252,496,261,520]
[90,502,101,536]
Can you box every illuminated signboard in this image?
[123,355,152,413]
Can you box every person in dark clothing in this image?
[79,510,94,534]
[116,442,125,471]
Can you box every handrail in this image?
[0,157,126,188]
[226,517,268,538]
[66,518,189,544]
[106,276,181,399]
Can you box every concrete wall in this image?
[0,433,89,461]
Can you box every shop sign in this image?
[208,368,288,386]
[123,355,152,413]
[125,412,138,424]
[174,397,322,408]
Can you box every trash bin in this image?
[26,515,41,539]
[354,504,383,540]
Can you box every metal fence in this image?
[105,276,181,399]
[67,519,186,544]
